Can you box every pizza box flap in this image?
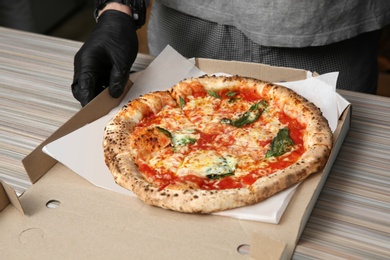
[2,56,351,259]
[196,58,309,82]
[0,181,24,214]
[21,81,133,185]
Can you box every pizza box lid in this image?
[0,49,351,260]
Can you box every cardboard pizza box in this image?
[0,53,351,259]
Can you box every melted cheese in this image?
[171,129,199,152]
[176,150,237,178]
[148,147,185,174]
[133,82,305,189]
[217,98,253,121]
[157,107,195,131]
[183,96,220,129]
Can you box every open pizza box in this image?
[0,46,351,259]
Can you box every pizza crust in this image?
[103,75,333,213]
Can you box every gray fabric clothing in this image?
[148,2,381,94]
[156,0,390,48]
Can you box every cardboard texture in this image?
[0,181,11,212]
[0,181,24,214]
[0,57,351,260]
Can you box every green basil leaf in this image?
[156,126,172,138]
[207,90,221,99]
[179,96,185,109]
[226,91,238,97]
[177,137,197,146]
[206,172,234,180]
[265,128,295,158]
[220,118,233,124]
[220,100,268,127]
[228,97,241,103]
[171,129,198,152]
[231,111,256,127]
[250,100,268,111]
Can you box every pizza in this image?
[103,75,333,213]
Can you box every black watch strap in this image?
[94,0,146,29]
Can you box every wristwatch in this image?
[94,0,146,29]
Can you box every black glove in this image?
[72,10,138,106]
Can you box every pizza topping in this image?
[228,97,242,103]
[220,100,267,127]
[131,83,304,190]
[265,128,295,158]
[206,154,237,180]
[156,127,198,152]
[129,126,172,161]
[171,129,198,151]
[226,91,238,97]
[177,150,237,179]
[156,126,172,138]
[147,147,184,177]
[225,91,241,103]
[207,90,221,99]
[179,96,185,109]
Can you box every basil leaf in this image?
[226,91,238,97]
[179,96,185,109]
[250,100,267,111]
[175,137,197,146]
[206,172,234,180]
[207,90,221,99]
[156,126,172,138]
[171,129,198,152]
[172,136,197,152]
[228,97,241,103]
[221,100,268,127]
[230,111,257,127]
[220,118,233,124]
[265,128,295,158]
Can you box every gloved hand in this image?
[72,10,138,106]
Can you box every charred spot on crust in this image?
[284,174,295,187]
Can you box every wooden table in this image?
[1,27,389,259]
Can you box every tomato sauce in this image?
[135,86,306,190]
[239,88,263,102]
[278,112,305,145]
[189,83,208,98]
[193,132,219,150]
[137,113,161,127]
[240,173,260,186]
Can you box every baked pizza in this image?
[103,75,333,213]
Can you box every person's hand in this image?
[72,10,138,106]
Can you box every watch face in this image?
[132,0,147,29]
